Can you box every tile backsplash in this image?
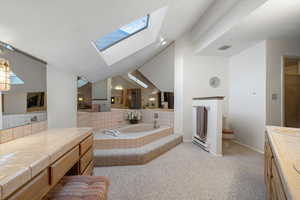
[0,120,48,144]
[3,112,47,129]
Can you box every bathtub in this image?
[94,123,173,149]
[119,123,160,134]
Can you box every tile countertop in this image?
[0,127,92,200]
[266,126,300,200]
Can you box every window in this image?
[94,15,149,51]
[10,72,24,85]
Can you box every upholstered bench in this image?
[44,176,109,200]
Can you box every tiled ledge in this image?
[0,120,48,144]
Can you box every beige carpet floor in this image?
[94,140,266,200]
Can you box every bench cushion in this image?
[44,176,109,200]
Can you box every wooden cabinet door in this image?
[265,136,273,198]
[271,160,287,200]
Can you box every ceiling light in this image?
[115,85,123,90]
[152,90,159,94]
[149,97,156,101]
[218,45,231,51]
[159,37,167,46]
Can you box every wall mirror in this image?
[0,43,47,129]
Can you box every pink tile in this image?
[12,126,24,139]
[0,128,13,143]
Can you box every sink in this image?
[294,160,300,174]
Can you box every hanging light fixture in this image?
[0,59,11,91]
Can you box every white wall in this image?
[266,39,300,126]
[174,35,229,141]
[47,66,77,128]
[139,43,174,92]
[229,41,266,152]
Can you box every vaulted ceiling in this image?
[0,0,214,82]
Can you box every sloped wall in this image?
[138,43,174,92]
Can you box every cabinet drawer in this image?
[82,160,94,176]
[50,146,79,185]
[9,170,50,200]
[80,148,93,173]
[80,135,93,156]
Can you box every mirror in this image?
[0,43,47,129]
[77,70,174,112]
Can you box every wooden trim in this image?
[193,96,225,100]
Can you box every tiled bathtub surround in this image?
[77,109,127,130]
[94,125,173,149]
[0,120,48,144]
[77,109,174,131]
[141,109,174,127]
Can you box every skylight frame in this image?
[94,14,150,52]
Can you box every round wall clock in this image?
[209,77,221,88]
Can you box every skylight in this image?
[128,73,148,88]
[94,15,149,51]
[77,78,88,88]
[10,72,24,85]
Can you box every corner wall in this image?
[47,66,77,128]
[228,41,266,152]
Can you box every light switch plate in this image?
[272,93,278,100]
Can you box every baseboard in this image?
[222,134,235,139]
[232,140,264,154]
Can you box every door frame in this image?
[281,55,300,127]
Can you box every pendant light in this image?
[0,59,11,91]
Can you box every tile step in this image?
[94,134,183,166]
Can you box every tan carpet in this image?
[94,140,266,200]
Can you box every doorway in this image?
[283,56,300,127]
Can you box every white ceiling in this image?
[0,0,213,82]
[198,0,300,56]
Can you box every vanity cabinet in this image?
[265,135,287,200]
[0,129,94,200]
